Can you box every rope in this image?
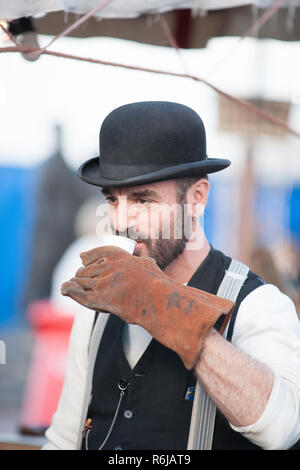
[207,0,288,77]
[41,0,113,52]
[1,1,298,138]
[1,44,299,138]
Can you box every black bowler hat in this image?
[78,101,231,188]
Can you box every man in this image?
[42,101,300,450]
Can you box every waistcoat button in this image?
[124,409,133,419]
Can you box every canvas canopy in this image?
[0,1,259,21]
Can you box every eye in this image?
[137,198,149,205]
[105,196,117,204]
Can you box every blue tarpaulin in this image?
[0,166,38,326]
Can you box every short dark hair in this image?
[175,175,208,202]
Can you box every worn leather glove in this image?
[61,246,234,369]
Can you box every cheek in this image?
[131,204,175,239]
[150,208,173,239]
[135,208,161,238]
[108,205,117,224]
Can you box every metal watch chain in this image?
[85,379,129,450]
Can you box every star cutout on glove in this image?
[166,289,183,310]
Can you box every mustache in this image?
[114,227,150,244]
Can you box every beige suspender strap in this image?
[187,259,249,450]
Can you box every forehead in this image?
[102,180,177,198]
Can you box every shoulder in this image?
[238,283,299,325]
[212,247,297,342]
[211,247,266,299]
[231,283,300,348]
[240,282,294,309]
[211,248,266,340]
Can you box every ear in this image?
[186,178,209,217]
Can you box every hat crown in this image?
[99,101,207,168]
[77,101,230,188]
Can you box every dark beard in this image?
[144,236,186,271]
[115,229,187,270]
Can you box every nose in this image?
[110,196,136,235]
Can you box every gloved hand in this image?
[61,246,234,369]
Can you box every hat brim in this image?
[78,156,231,188]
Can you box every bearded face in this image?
[102,179,201,271]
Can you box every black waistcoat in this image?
[82,247,265,450]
